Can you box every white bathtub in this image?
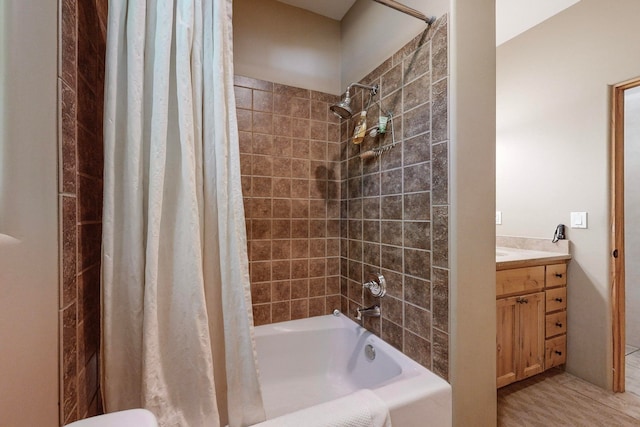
[254,312,452,426]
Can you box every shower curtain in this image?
[101,0,265,426]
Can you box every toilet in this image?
[65,409,158,427]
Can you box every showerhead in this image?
[329,93,353,119]
[329,83,379,120]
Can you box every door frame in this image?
[611,76,640,392]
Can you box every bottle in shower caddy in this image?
[352,111,367,144]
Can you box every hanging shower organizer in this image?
[333,0,435,159]
[357,101,397,160]
[360,111,398,160]
[331,82,398,160]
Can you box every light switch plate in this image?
[570,212,587,229]
[496,211,502,225]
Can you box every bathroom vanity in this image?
[495,237,571,388]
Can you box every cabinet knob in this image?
[555,322,563,328]
[555,350,562,356]
[555,273,563,278]
[517,297,529,304]
[555,297,563,302]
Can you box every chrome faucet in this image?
[363,273,386,297]
[355,273,386,320]
[355,305,381,320]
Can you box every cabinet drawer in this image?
[546,287,567,313]
[546,311,567,338]
[546,264,567,288]
[497,266,545,298]
[545,335,567,368]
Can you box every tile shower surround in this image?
[59,0,107,423]
[340,15,449,380]
[236,15,449,381]
[235,76,344,325]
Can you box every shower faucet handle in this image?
[363,273,386,298]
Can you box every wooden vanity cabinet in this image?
[496,261,568,388]
[496,291,545,388]
[496,266,545,388]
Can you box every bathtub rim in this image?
[253,312,452,424]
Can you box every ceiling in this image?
[275,0,356,21]
[275,0,581,45]
[495,0,579,45]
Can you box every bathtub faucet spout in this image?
[355,305,381,321]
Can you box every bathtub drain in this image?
[365,344,376,361]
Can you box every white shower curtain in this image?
[101,0,265,426]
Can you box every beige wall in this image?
[233,0,341,94]
[233,0,452,95]
[449,0,496,425]
[340,0,449,88]
[496,0,640,388]
[0,0,59,425]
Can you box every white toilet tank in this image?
[65,409,158,427]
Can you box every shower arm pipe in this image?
[372,0,436,25]
[345,82,379,96]
[344,83,379,112]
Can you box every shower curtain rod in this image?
[373,0,435,25]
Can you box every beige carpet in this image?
[498,368,640,426]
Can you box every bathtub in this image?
[253,312,452,426]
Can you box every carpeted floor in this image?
[498,368,640,426]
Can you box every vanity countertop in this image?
[495,236,571,270]
[496,246,572,270]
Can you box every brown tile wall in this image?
[339,16,449,380]
[59,0,108,424]
[235,16,449,382]
[234,76,344,325]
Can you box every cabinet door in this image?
[497,296,518,388]
[518,291,545,380]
